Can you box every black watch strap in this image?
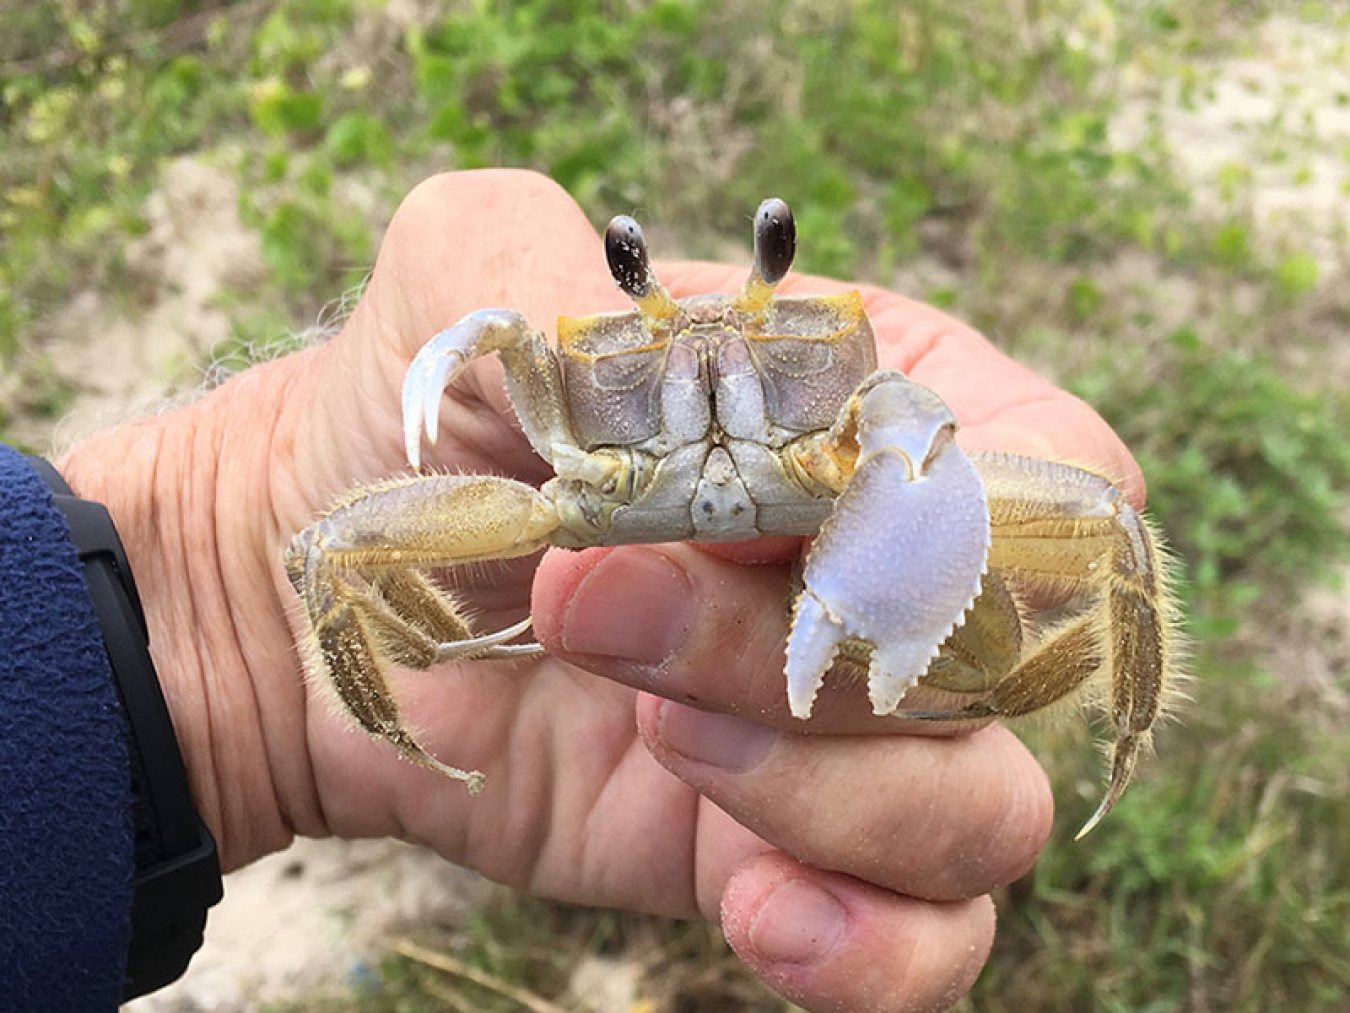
[28,457,222,1001]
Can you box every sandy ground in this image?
[3,158,265,453]
[9,9,1338,1011]
[128,840,492,1011]
[1113,14,1350,271]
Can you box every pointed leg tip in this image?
[1074,733,1142,841]
[391,730,487,792]
[429,756,488,794]
[436,614,538,661]
[1073,798,1114,841]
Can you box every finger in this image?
[533,543,980,735]
[659,259,1144,506]
[637,695,1051,902]
[721,853,994,1013]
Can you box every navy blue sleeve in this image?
[0,442,133,1011]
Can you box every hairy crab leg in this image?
[287,473,561,789]
[902,452,1183,838]
[368,571,536,662]
[784,370,991,718]
[915,570,1026,694]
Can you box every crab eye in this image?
[604,215,653,299]
[604,214,680,322]
[754,198,796,284]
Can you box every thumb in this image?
[359,169,624,359]
[298,170,624,492]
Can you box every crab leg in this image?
[784,371,991,718]
[403,308,576,469]
[286,473,561,788]
[914,570,1026,694]
[362,571,539,665]
[903,452,1182,837]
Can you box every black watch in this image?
[29,457,222,1002]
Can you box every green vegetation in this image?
[1077,328,1350,621]
[5,1,1348,1009]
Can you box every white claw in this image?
[785,376,991,718]
[784,591,843,718]
[423,349,461,448]
[403,309,528,469]
[402,332,467,469]
[401,364,425,469]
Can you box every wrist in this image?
[56,354,325,870]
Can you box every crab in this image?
[286,198,1181,838]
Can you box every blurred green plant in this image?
[982,704,1350,1011]
[401,0,1204,277]
[0,0,1224,364]
[1074,326,1350,629]
[982,321,1350,1010]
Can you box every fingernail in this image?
[749,878,848,965]
[656,701,777,771]
[561,548,693,663]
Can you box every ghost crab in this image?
[287,198,1181,837]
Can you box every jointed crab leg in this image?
[912,571,1025,694]
[403,308,576,469]
[363,571,539,665]
[906,452,1181,838]
[286,473,561,789]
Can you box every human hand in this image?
[59,169,1141,1011]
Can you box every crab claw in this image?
[401,309,530,468]
[785,371,991,718]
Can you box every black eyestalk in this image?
[604,215,653,299]
[754,198,796,284]
[733,197,796,315]
[604,214,679,320]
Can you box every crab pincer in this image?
[785,371,991,719]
